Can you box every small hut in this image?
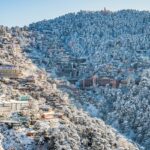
[0,65,20,78]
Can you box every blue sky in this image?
[0,0,150,27]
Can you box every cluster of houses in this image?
[0,60,67,129]
[0,100,29,116]
[79,76,120,89]
[56,56,87,83]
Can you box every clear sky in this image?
[0,0,150,27]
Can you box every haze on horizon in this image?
[0,0,150,27]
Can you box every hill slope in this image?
[27,10,150,149]
[0,22,140,149]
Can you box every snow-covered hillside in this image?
[27,10,150,150]
[0,24,140,150]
